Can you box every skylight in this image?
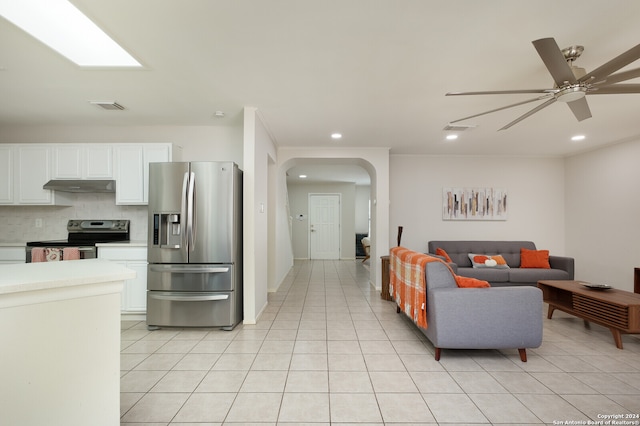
[0,0,141,67]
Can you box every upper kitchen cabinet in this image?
[0,145,12,203]
[53,144,113,179]
[0,145,72,206]
[114,143,178,205]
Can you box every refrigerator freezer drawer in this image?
[147,263,235,291]
[146,291,242,329]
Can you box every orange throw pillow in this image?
[454,275,491,288]
[435,247,452,263]
[520,248,550,269]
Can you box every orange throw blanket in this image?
[389,247,443,329]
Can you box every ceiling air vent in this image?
[89,101,125,110]
[443,123,477,131]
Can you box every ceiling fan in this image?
[446,37,640,130]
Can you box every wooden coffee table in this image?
[538,280,640,349]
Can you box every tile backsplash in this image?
[0,193,148,243]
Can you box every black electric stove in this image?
[26,219,130,262]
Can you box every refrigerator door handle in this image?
[149,292,229,302]
[149,265,230,273]
[186,171,196,250]
[181,172,189,249]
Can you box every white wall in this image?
[242,108,279,324]
[565,139,640,292]
[355,185,371,234]
[288,182,356,260]
[390,155,566,255]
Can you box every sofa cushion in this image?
[509,268,570,283]
[520,248,550,269]
[456,267,510,282]
[468,253,510,269]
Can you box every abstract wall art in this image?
[442,187,508,221]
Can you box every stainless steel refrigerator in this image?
[146,161,242,330]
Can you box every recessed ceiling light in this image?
[214,111,225,118]
[571,135,586,141]
[299,175,307,179]
[446,134,458,140]
[0,0,141,67]
[331,133,342,140]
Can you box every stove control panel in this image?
[67,220,130,233]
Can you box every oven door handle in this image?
[27,246,96,251]
[149,293,229,302]
[149,265,230,274]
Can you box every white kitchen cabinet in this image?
[0,146,13,203]
[98,245,147,313]
[114,145,144,204]
[143,144,172,203]
[53,144,113,179]
[0,145,72,206]
[0,246,26,264]
[121,261,147,312]
[114,143,174,205]
[17,145,51,204]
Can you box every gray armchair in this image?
[419,260,543,361]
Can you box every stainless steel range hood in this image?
[43,179,116,193]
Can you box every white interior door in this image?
[309,194,340,259]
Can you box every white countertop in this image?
[96,240,147,247]
[0,242,27,247]
[0,259,136,296]
[0,241,147,248]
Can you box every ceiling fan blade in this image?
[446,89,554,96]
[449,94,553,124]
[532,38,577,86]
[567,97,592,121]
[499,97,557,130]
[579,43,640,84]
[588,84,640,94]
[593,67,640,86]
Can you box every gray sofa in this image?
[419,259,543,361]
[428,240,574,287]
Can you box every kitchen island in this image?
[0,259,135,426]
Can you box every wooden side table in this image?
[381,255,391,300]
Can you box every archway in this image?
[272,148,390,291]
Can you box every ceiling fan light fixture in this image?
[555,85,587,102]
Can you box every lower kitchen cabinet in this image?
[97,245,147,313]
[0,246,26,264]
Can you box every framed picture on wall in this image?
[442,187,507,221]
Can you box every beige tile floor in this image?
[120,260,640,425]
